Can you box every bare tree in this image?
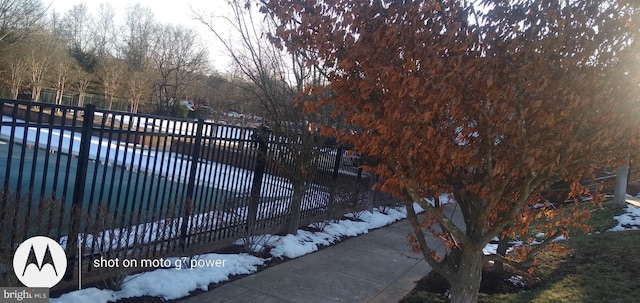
[125,68,153,114]
[0,0,47,45]
[24,31,58,101]
[114,4,158,113]
[121,4,155,71]
[25,51,46,101]
[150,24,209,116]
[51,50,75,105]
[75,69,92,107]
[60,4,92,53]
[8,60,25,99]
[4,43,27,99]
[92,3,118,59]
[194,0,328,235]
[97,56,125,110]
[56,3,98,73]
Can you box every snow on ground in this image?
[507,275,525,287]
[484,201,640,255]
[50,202,425,303]
[483,240,504,256]
[269,206,411,259]
[609,204,640,231]
[53,254,263,303]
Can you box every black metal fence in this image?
[0,98,369,281]
[39,87,129,112]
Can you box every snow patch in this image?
[506,275,525,287]
[608,204,640,231]
[270,203,424,259]
[51,254,264,303]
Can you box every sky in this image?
[47,0,237,72]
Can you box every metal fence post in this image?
[64,103,94,280]
[248,126,268,236]
[327,147,344,219]
[332,147,344,182]
[180,119,204,251]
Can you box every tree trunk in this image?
[288,182,305,235]
[613,155,630,207]
[77,79,90,107]
[131,98,140,114]
[59,79,66,105]
[10,79,20,99]
[32,86,42,102]
[78,92,85,107]
[107,95,114,111]
[55,80,65,105]
[11,85,19,99]
[448,248,483,303]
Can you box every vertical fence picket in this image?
[2,103,18,246]
[15,105,30,198]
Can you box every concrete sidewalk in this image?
[178,204,463,303]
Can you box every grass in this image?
[402,201,640,303]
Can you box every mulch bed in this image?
[409,263,542,300]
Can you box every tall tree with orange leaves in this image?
[261,0,640,302]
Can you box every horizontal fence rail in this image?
[0,98,372,285]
